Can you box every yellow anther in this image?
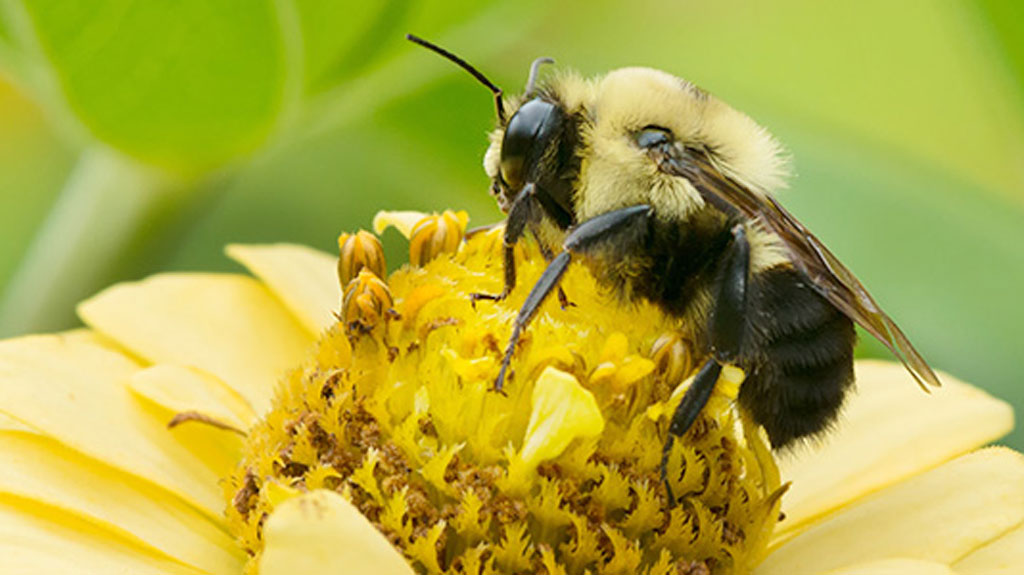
[408,210,468,266]
[337,230,386,287]
[341,269,394,332]
[650,332,694,387]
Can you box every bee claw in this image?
[491,347,514,395]
[557,287,575,310]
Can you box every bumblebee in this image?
[407,35,940,498]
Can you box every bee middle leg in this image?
[493,204,653,392]
[537,242,575,310]
[661,223,750,505]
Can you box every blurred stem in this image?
[292,0,534,143]
[0,147,193,336]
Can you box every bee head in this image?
[406,35,578,228]
[485,59,580,229]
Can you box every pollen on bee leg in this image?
[340,269,394,333]
[719,364,746,399]
[337,230,387,286]
[408,210,469,266]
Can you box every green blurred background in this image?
[1,1,1022,445]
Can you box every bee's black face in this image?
[497,97,577,228]
[499,98,562,194]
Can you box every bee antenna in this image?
[524,57,554,97]
[406,34,506,123]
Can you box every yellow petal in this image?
[259,489,414,575]
[373,210,429,238]
[758,448,1024,575]
[226,243,341,335]
[130,364,255,431]
[520,367,605,468]
[776,360,1012,537]
[0,332,223,518]
[78,273,313,415]
[130,365,248,477]
[824,558,956,575]
[0,501,206,575]
[0,432,242,574]
[953,522,1024,574]
[0,411,37,433]
[599,332,629,363]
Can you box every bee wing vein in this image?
[661,150,941,389]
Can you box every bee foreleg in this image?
[494,251,571,393]
[661,223,750,505]
[493,204,653,392]
[472,183,538,305]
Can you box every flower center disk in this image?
[225,219,782,574]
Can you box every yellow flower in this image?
[0,210,1020,575]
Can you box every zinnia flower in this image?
[0,210,1020,574]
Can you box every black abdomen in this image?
[738,266,856,448]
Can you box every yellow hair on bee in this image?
[484,65,792,273]
[606,68,789,193]
[745,220,790,273]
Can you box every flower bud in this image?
[337,230,386,287]
[408,210,468,266]
[341,269,393,332]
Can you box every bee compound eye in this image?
[635,126,673,149]
[499,98,561,193]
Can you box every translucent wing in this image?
[660,149,941,389]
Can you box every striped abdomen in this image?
[738,266,857,448]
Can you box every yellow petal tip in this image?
[259,490,414,575]
[520,367,605,468]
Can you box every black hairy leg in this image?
[661,223,749,505]
[471,183,539,306]
[492,205,652,392]
[537,241,575,309]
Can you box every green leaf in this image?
[13,0,291,172]
[0,10,11,44]
[974,0,1024,104]
[294,0,408,93]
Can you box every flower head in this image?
[227,212,782,574]
[0,209,1021,575]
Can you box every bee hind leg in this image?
[661,223,750,506]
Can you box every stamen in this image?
[337,230,387,286]
[651,332,695,388]
[340,269,394,332]
[408,210,468,266]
